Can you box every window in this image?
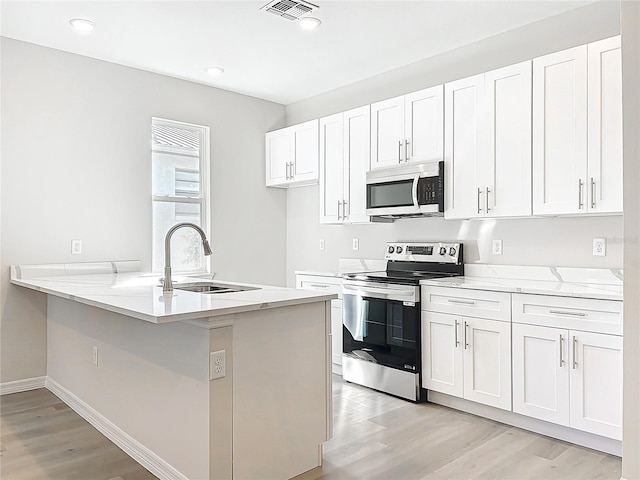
[151,118,210,273]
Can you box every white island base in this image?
[41,292,332,479]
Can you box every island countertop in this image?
[10,261,337,324]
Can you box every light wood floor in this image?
[295,376,622,480]
[1,378,622,480]
[0,388,157,480]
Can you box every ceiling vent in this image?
[261,0,319,21]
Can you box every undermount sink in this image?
[173,281,260,294]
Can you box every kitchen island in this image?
[10,261,336,480]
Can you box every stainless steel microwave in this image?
[365,161,444,218]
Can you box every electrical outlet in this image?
[352,238,359,251]
[92,346,98,366]
[319,239,325,251]
[210,350,226,380]
[593,238,606,256]
[71,239,82,255]
[492,240,503,255]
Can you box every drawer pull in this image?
[549,309,586,317]
[309,284,330,289]
[448,299,475,305]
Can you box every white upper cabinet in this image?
[404,87,444,164]
[320,106,371,224]
[370,85,444,170]
[445,62,532,219]
[587,36,623,214]
[266,119,319,188]
[444,74,484,219]
[319,113,344,223]
[533,46,588,215]
[533,36,622,215]
[484,61,533,217]
[343,106,371,223]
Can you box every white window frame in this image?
[151,117,211,273]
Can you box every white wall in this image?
[284,1,623,287]
[621,1,640,478]
[0,38,287,383]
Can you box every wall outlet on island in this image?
[352,238,359,251]
[319,239,325,251]
[210,350,226,380]
[71,239,82,255]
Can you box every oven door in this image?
[342,280,420,373]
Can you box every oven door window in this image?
[343,294,419,371]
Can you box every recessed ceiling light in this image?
[299,17,321,30]
[205,66,225,77]
[69,18,95,33]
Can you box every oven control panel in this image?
[385,242,462,264]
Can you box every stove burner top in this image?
[343,242,465,285]
[343,270,458,286]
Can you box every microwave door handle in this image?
[412,175,419,208]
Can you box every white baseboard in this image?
[46,378,188,480]
[0,376,46,395]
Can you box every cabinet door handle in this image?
[337,200,342,220]
[486,187,491,213]
[572,335,578,369]
[477,187,482,214]
[464,321,469,349]
[343,200,348,219]
[398,140,402,163]
[448,299,475,305]
[559,334,565,367]
[590,177,596,209]
[549,310,586,317]
[405,139,410,162]
[578,179,584,209]
[454,319,460,347]
[285,162,290,180]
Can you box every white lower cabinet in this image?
[422,311,512,411]
[512,294,623,441]
[296,274,343,373]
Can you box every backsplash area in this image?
[285,185,623,287]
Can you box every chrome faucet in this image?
[162,222,212,294]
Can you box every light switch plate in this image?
[593,238,606,256]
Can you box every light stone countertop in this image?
[420,264,623,301]
[10,261,337,324]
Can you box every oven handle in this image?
[343,283,417,302]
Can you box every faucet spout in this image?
[163,222,212,294]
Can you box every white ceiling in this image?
[0,0,596,105]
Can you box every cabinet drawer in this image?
[421,286,511,322]
[512,294,622,335]
[296,275,343,299]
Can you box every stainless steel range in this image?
[342,241,464,401]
